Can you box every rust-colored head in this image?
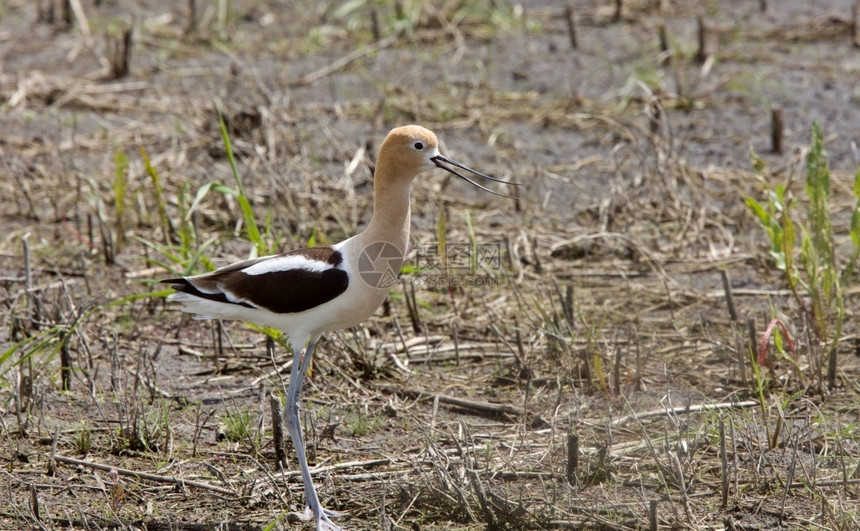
[375,125,518,196]
[374,125,441,185]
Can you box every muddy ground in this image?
[1,0,859,529]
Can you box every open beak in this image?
[431,155,520,198]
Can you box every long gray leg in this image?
[284,339,344,530]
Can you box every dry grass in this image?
[1,1,859,529]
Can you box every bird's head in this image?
[375,125,518,196]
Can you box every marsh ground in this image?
[1,1,859,529]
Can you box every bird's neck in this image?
[360,177,412,255]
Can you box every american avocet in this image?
[161,125,516,530]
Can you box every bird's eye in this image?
[413,141,424,151]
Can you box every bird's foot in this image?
[291,505,346,530]
[317,509,345,531]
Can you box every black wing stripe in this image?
[220,267,349,314]
[160,246,349,314]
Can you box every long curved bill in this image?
[431,155,520,198]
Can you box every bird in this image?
[161,125,517,530]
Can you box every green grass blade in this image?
[113,151,129,253]
[0,327,64,375]
[218,112,267,256]
[844,169,860,282]
[141,146,174,246]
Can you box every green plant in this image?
[135,173,222,276]
[346,407,379,437]
[220,409,259,451]
[135,178,220,277]
[218,112,272,257]
[141,146,173,248]
[136,112,275,279]
[116,400,171,453]
[845,170,860,284]
[133,114,294,367]
[74,422,92,454]
[1,301,97,388]
[0,326,65,378]
[745,122,860,389]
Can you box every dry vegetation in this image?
[2,0,860,529]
